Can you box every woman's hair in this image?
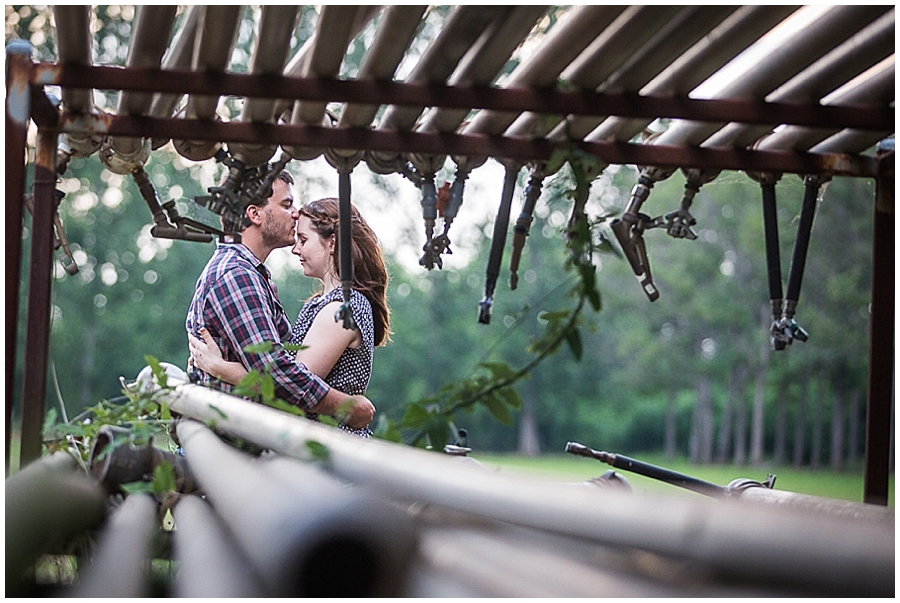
[299,198,391,345]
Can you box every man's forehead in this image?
[271,178,294,202]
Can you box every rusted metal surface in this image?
[18,125,58,468]
[5,42,31,474]
[31,63,893,133]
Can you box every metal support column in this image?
[5,42,32,474]
[864,140,894,505]
[18,125,58,468]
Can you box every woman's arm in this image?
[295,300,362,377]
[189,328,249,385]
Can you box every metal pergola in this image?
[6,6,895,505]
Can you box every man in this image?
[186,168,375,429]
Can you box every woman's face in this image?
[292,215,334,281]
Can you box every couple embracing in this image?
[185,168,389,438]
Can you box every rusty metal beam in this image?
[31,63,893,132]
[5,42,31,474]
[18,125,58,468]
[864,142,895,505]
[53,110,880,178]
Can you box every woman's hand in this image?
[188,327,226,378]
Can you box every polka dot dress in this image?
[291,288,375,438]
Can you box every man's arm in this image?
[206,267,330,410]
[310,389,376,430]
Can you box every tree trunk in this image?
[792,382,808,467]
[830,387,845,471]
[690,376,714,464]
[773,393,787,465]
[517,385,541,456]
[847,388,861,465]
[750,305,770,467]
[811,382,823,471]
[716,367,737,463]
[734,371,748,467]
[664,388,677,461]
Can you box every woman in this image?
[189,198,390,438]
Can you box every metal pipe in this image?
[277,5,381,121]
[118,6,178,117]
[158,382,894,597]
[703,14,895,152]
[53,6,103,159]
[69,493,159,598]
[18,125,58,468]
[290,5,359,127]
[755,57,895,153]
[171,494,267,597]
[377,5,507,134]
[229,6,300,167]
[652,5,892,149]
[5,452,107,596]
[174,419,419,597]
[149,5,203,150]
[540,6,738,142]
[52,6,93,114]
[5,41,31,473]
[172,6,241,161]
[417,5,548,136]
[338,5,428,129]
[462,5,628,138]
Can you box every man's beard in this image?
[260,215,294,249]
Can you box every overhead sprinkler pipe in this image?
[649,5,892,150]
[53,6,102,159]
[378,6,506,133]
[149,5,202,150]
[172,6,241,161]
[285,5,365,162]
[229,6,300,167]
[545,5,738,142]
[418,5,549,136]
[586,5,800,144]
[339,5,428,129]
[463,4,628,139]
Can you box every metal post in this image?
[18,125,58,467]
[864,140,894,505]
[5,42,32,474]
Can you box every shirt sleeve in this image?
[204,265,329,410]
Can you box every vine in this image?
[378,148,617,449]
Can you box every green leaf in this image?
[564,326,583,361]
[243,341,275,354]
[402,403,430,428]
[306,440,330,461]
[482,394,513,425]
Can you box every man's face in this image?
[259,178,298,249]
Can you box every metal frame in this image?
[5,45,894,505]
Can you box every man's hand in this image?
[311,389,375,430]
[339,395,376,430]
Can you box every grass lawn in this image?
[474,451,895,507]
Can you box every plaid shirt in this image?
[186,242,328,409]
